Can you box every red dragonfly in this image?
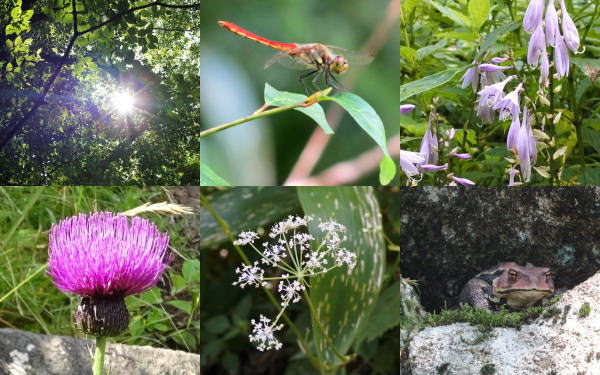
[218,21,373,95]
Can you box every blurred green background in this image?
[0,187,200,354]
[200,0,399,185]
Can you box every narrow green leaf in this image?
[182,259,200,282]
[400,65,472,101]
[299,187,385,371]
[468,0,490,31]
[200,161,231,186]
[263,83,334,134]
[426,0,471,27]
[480,21,520,54]
[354,281,401,345]
[416,39,447,61]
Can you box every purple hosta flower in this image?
[560,0,580,53]
[234,231,259,246]
[479,64,512,72]
[540,49,550,87]
[477,75,514,122]
[524,0,544,32]
[400,104,416,114]
[451,153,472,159]
[507,113,521,150]
[545,0,560,47]
[528,22,546,67]
[491,57,510,64]
[516,105,537,181]
[47,212,171,337]
[421,163,448,171]
[508,167,522,186]
[492,82,523,121]
[234,262,266,288]
[461,62,480,92]
[554,33,570,77]
[448,173,476,186]
[278,277,305,306]
[269,215,310,238]
[419,120,439,167]
[400,150,425,179]
[249,315,284,351]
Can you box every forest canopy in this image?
[0,0,200,185]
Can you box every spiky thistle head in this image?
[47,212,171,336]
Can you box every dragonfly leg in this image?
[327,70,344,92]
[298,69,319,95]
[311,70,323,93]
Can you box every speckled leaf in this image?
[298,187,385,373]
[200,187,300,248]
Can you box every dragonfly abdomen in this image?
[218,21,297,52]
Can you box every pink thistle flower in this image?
[48,212,171,336]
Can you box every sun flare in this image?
[111,90,135,115]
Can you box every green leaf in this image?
[205,315,230,335]
[571,57,600,80]
[200,161,231,186]
[170,274,186,293]
[5,24,17,35]
[582,127,600,154]
[6,39,13,50]
[354,281,401,345]
[426,0,471,27]
[11,6,21,20]
[166,300,192,315]
[400,65,472,102]
[138,287,162,304]
[263,83,333,134]
[222,352,240,375]
[299,187,385,371]
[170,330,197,350]
[480,21,520,54]
[325,92,390,157]
[416,39,447,61]
[437,31,479,42]
[379,155,396,185]
[468,0,490,31]
[182,259,200,282]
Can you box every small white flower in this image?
[278,277,305,306]
[233,231,259,246]
[233,262,266,288]
[262,244,287,265]
[303,251,328,273]
[334,249,358,269]
[318,221,346,233]
[290,233,315,251]
[269,216,311,238]
[249,315,283,351]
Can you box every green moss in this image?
[578,302,591,318]
[424,303,561,332]
[480,364,496,375]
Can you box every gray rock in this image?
[0,328,199,375]
[400,187,600,311]
[408,271,600,375]
[400,277,425,349]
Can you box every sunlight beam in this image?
[111,90,135,115]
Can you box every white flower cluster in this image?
[249,315,283,351]
[232,216,357,351]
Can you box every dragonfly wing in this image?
[264,51,315,70]
[324,45,374,65]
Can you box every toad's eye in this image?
[546,272,553,280]
[508,270,519,280]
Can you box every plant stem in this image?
[93,336,106,375]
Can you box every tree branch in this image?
[0,0,199,150]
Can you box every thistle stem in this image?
[93,336,106,375]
